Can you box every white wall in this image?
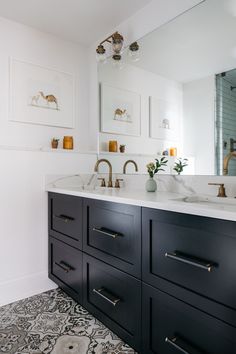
[0,150,96,306]
[183,76,215,174]
[0,16,89,150]
[0,17,94,306]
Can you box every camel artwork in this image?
[29,91,59,110]
[114,108,132,123]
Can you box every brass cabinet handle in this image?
[165,252,215,272]
[54,261,74,273]
[92,227,122,239]
[92,287,120,306]
[165,337,190,354]
[53,214,75,223]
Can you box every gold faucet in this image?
[223,151,236,175]
[123,160,138,174]
[208,183,227,197]
[94,159,113,187]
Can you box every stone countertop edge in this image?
[46,186,236,222]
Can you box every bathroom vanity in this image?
[47,188,236,353]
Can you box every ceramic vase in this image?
[145,177,157,192]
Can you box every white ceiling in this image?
[0,0,152,45]
[129,0,236,83]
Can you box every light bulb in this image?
[128,41,140,62]
[96,44,106,63]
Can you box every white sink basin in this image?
[173,194,236,208]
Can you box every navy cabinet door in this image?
[49,237,83,303]
[142,283,236,354]
[48,192,83,249]
[83,253,141,351]
[83,198,141,278]
[142,207,236,311]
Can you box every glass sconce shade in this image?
[112,32,124,54]
[128,41,140,62]
[96,44,107,63]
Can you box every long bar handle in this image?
[165,252,214,272]
[54,261,73,273]
[53,214,75,223]
[93,288,120,306]
[92,227,122,239]
[165,337,190,354]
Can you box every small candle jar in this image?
[109,140,118,152]
[170,147,177,156]
[63,136,73,150]
[119,144,126,153]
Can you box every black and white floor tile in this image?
[0,289,136,354]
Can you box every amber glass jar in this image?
[63,136,73,149]
[109,140,118,152]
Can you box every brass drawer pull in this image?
[54,261,74,273]
[92,227,122,239]
[53,214,75,223]
[165,337,190,354]
[165,252,215,272]
[93,287,121,306]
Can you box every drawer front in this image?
[48,192,82,249]
[49,237,83,302]
[142,283,236,354]
[83,253,141,351]
[83,199,141,278]
[142,208,236,309]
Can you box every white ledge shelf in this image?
[0,145,97,155]
[98,151,182,158]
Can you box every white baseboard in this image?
[0,271,57,306]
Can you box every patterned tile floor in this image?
[0,289,136,354]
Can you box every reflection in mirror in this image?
[98,0,236,175]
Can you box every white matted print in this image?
[100,83,141,136]
[149,97,179,141]
[9,58,75,128]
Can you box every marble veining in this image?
[0,289,135,354]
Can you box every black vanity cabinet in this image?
[48,192,236,354]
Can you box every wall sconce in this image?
[96,32,140,66]
[96,31,124,64]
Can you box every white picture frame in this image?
[9,58,75,128]
[100,83,141,136]
[149,96,179,141]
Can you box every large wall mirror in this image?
[98,0,236,176]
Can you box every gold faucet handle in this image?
[208,183,227,198]
[98,178,106,187]
[115,178,123,188]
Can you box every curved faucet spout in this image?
[123,160,138,174]
[94,159,113,187]
[223,152,236,175]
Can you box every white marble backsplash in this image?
[45,173,236,198]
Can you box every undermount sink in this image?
[173,195,236,207]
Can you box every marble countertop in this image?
[46,184,236,222]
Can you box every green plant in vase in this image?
[173,158,188,175]
[146,157,168,192]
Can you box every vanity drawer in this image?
[142,208,236,310]
[49,237,83,302]
[83,198,141,277]
[83,253,141,351]
[48,192,82,249]
[142,283,236,354]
